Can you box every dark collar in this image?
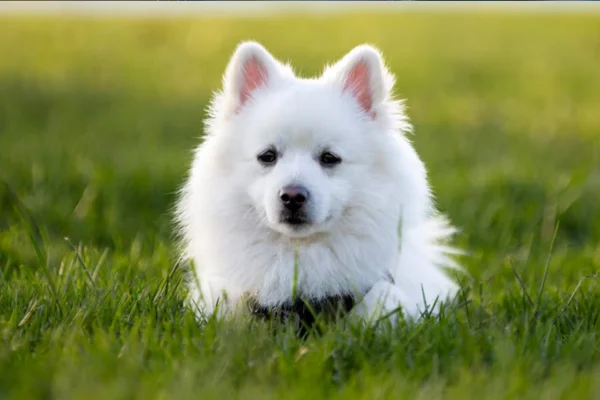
[244,273,393,336]
[246,293,358,336]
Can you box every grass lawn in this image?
[1,10,599,399]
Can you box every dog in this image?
[175,41,462,327]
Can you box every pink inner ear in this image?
[240,56,269,107]
[343,60,375,118]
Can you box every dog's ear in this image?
[323,45,393,119]
[222,41,286,115]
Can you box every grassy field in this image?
[1,10,600,399]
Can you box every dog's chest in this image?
[233,239,389,307]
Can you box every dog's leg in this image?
[189,274,248,320]
[350,280,417,325]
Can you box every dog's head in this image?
[209,42,409,238]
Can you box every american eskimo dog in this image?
[175,42,462,325]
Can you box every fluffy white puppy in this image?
[175,42,462,325]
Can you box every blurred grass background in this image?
[0,10,599,399]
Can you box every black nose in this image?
[279,185,309,212]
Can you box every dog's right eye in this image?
[257,150,277,166]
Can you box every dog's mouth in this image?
[276,211,338,238]
[284,216,308,226]
[280,210,309,227]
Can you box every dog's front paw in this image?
[351,281,416,325]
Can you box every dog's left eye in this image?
[319,151,342,167]
[257,149,277,165]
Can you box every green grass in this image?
[1,11,600,399]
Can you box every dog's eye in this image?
[257,149,277,165]
[319,152,342,167]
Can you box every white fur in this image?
[175,41,463,324]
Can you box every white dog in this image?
[175,42,462,325]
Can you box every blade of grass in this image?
[92,248,109,281]
[554,272,599,321]
[508,257,535,309]
[4,180,58,298]
[65,237,96,288]
[292,245,300,302]
[535,222,559,315]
